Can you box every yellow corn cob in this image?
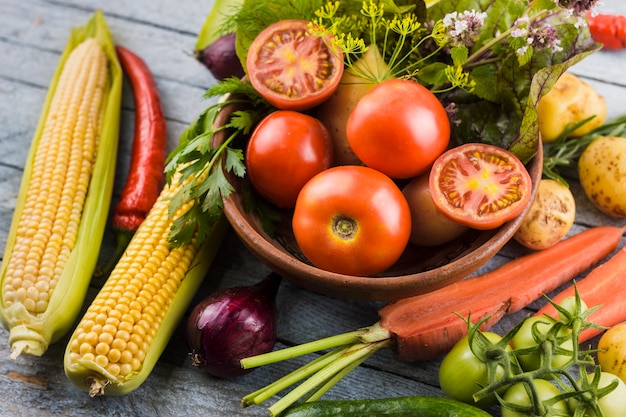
[0,12,122,359]
[64,174,228,396]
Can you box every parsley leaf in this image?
[164,77,273,247]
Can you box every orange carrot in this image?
[536,245,626,343]
[379,225,625,361]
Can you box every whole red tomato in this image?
[346,78,450,179]
[246,110,333,208]
[292,165,411,276]
[246,19,344,111]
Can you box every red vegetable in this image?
[97,46,167,276]
[587,12,626,50]
[113,46,167,233]
[246,110,333,209]
[195,33,245,80]
[536,243,626,343]
[346,78,450,179]
[292,165,411,276]
[246,19,344,111]
[187,273,281,378]
[429,143,533,231]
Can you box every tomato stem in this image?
[332,215,357,240]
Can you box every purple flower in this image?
[529,24,563,52]
[510,17,563,57]
[442,10,488,47]
[556,0,601,15]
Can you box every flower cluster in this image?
[510,15,563,63]
[557,0,601,16]
[441,10,487,47]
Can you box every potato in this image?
[578,136,626,218]
[598,322,626,382]
[402,173,468,246]
[315,45,392,166]
[537,72,607,142]
[513,179,576,250]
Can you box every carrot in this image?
[536,244,626,343]
[379,225,625,362]
[239,226,625,415]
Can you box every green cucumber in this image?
[281,396,492,417]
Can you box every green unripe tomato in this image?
[568,371,626,417]
[511,316,574,372]
[501,379,568,417]
[438,332,507,409]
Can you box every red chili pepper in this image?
[587,12,626,50]
[97,46,167,277]
[113,45,167,231]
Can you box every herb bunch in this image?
[164,79,273,247]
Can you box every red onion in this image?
[186,272,281,377]
[195,33,245,81]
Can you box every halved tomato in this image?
[246,19,344,111]
[429,143,532,230]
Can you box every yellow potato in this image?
[598,322,626,382]
[537,72,607,142]
[513,179,576,250]
[578,136,626,218]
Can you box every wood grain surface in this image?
[1,1,625,416]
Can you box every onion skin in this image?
[186,273,281,378]
[195,33,245,81]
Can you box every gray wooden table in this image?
[1,1,626,416]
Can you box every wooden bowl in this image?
[213,98,543,301]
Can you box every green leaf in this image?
[417,62,450,88]
[224,147,246,178]
[164,77,273,247]
[450,45,468,66]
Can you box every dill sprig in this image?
[310,1,471,89]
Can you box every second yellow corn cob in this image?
[0,11,122,359]
[64,173,228,396]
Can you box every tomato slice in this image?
[246,19,344,111]
[429,143,533,230]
